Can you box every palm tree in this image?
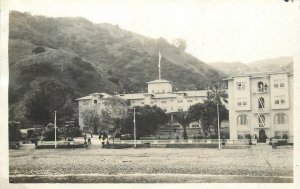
[206,82,228,105]
[206,82,229,135]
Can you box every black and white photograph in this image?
[1,0,300,188]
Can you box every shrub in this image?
[32,46,46,54]
[9,121,21,142]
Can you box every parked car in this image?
[271,139,293,149]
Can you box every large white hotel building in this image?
[224,70,293,142]
[76,79,209,133]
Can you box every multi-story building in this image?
[224,71,293,142]
[76,92,113,132]
[76,79,209,132]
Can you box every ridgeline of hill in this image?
[9,11,225,120]
[209,57,293,76]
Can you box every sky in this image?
[1,0,300,63]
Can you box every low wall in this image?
[103,143,151,149]
[165,143,218,148]
[36,141,86,149]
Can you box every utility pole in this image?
[54,111,57,149]
[217,104,221,149]
[133,107,136,148]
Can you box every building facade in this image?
[76,79,209,132]
[76,93,113,132]
[225,71,293,142]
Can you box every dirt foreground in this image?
[9,144,293,183]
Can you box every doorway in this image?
[258,129,267,143]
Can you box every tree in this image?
[121,105,168,138]
[188,100,228,137]
[207,82,228,104]
[9,121,21,142]
[173,112,191,139]
[172,38,187,51]
[59,124,82,141]
[41,123,60,141]
[81,107,102,133]
[32,46,46,54]
[25,80,75,124]
[101,96,128,135]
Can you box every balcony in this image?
[253,87,268,93]
[253,108,269,114]
[253,125,269,129]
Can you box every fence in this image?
[116,139,253,145]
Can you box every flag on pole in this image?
[158,51,161,68]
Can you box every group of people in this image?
[83,134,92,144]
[83,131,109,145]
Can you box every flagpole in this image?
[217,104,220,149]
[133,107,136,148]
[54,111,57,149]
[158,51,161,80]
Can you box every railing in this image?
[118,139,251,145]
[256,87,268,93]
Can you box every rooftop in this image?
[223,70,292,80]
[147,79,173,84]
[75,93,112,101]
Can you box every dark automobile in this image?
[272,140,293,149]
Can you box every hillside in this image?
[209,57,293,76]
[209,62,252,76]
[9,11,225,120]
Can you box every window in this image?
[236,82,246,90]
[94,100,97,104]
[237,114,249,125]
[162,100,167,104]
[237,131,251,139]
[274,96,286,105]
[187,100,193,103]
[257,81,267,92]
[150,101,154,104]
[258,97,265,108]
[178,108,183,112]
[274,113,287,125]
[177,100,183,103]
[258,115,265,127]
[274,131,288,139]
[274,79,285,88]
[237,98,247,107]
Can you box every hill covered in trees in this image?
[9,11,225,121]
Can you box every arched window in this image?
[94,99,97,104]
[237,114,249,125]
[258,115,265,127]
[258,97,265,108]
[257,81,267,92]
[258,81,264,92]
[274,113,287,125]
